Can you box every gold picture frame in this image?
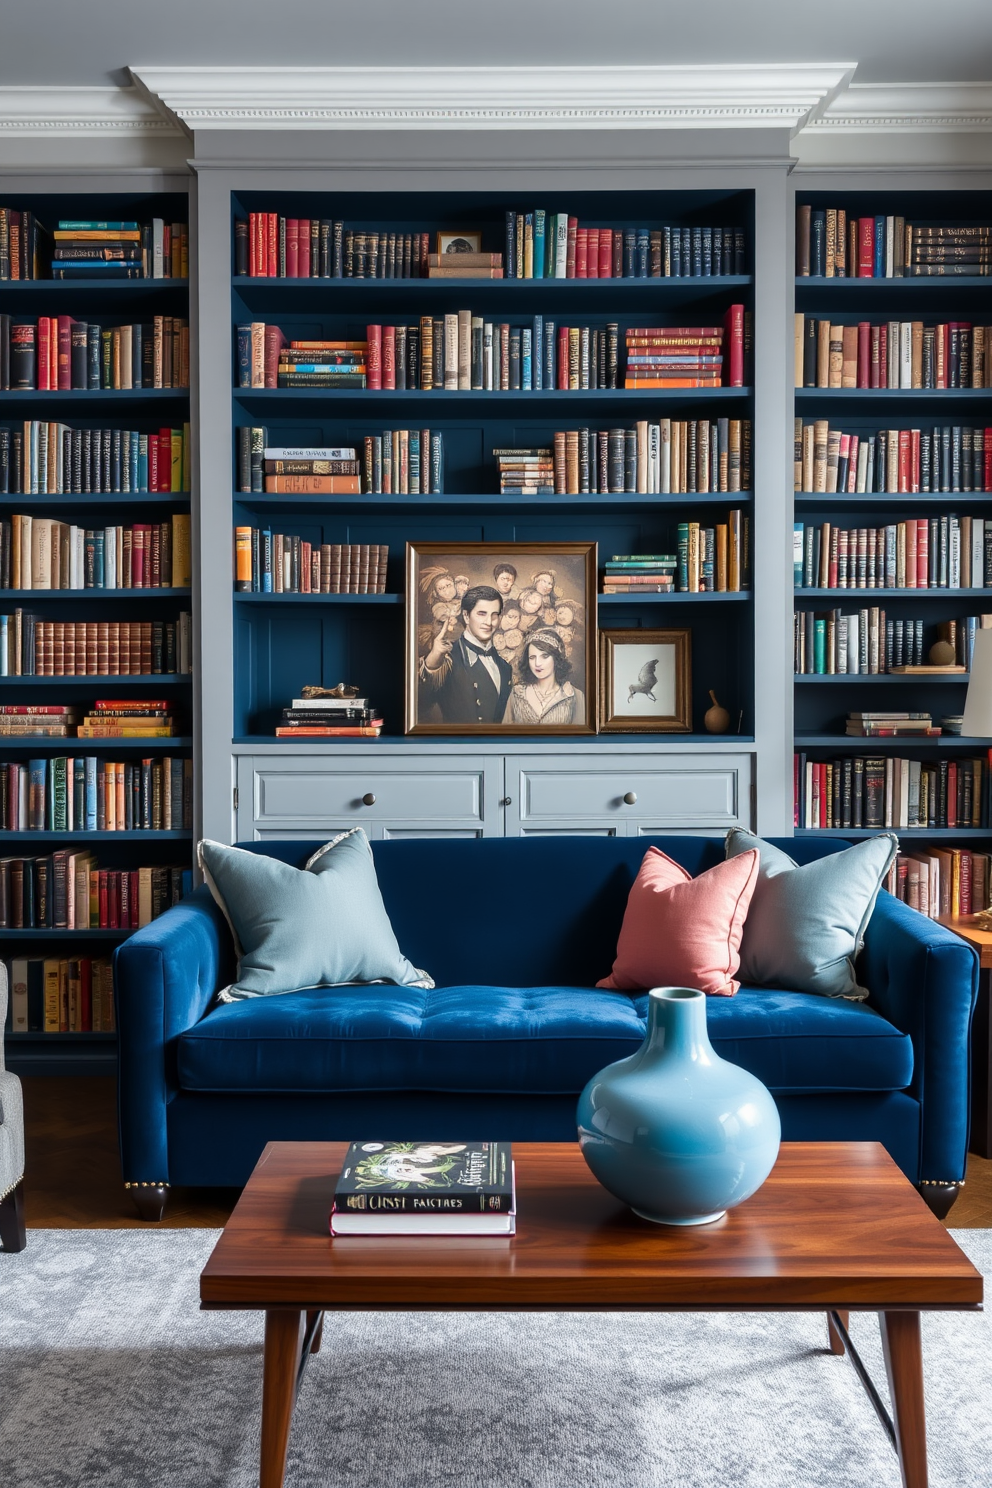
[405,540,598,736]
[598,628,692,733]
[435,230,484,256]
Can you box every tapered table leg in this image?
[306,1310,324,1354]
[880,1311,928,1488]
[261,1309,302,1488]
[827,1310,849,1356]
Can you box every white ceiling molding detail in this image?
[129,64,856,132]
[808,82,992,133]
[0,86,182,136]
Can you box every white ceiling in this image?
[0,0,990,87]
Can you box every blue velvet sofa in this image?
[114,835,979,1219]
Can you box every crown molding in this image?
[129,64,855,133]
[0,86,182,136]
[808,82,992,133]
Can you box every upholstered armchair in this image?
[0,964,26,1251]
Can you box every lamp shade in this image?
[962,628,992,737]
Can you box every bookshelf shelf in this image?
[795,493,992,507]
[7,1031,117,1043]
[0,675,192,686]
[795,734,987,748]
[0,390,188,410]
[234,491,753,513]
[795,389,990,407]
[794,827,992,840]
[0,927,137,940]
[0,829,191,844]
[0,279,188,293]
[794,673,969,683]
[795,588,992,599]
[0,736,191,751]
[0,494,191,509]
[235,388,751,411]
[0,588,192,601]
[232,590,749,606]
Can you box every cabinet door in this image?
[503,754,752,836]
[236,755,503,841]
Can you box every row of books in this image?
[0,856,187,930]
[0,515,191,591]
[794,422,991,495]
[234,536,388,595]
[794,610,988,675]
[276,694,383,738]
[329,1141,514,1236]
[1,755,192,831]
[4,957,116,1034]
[0,614,192,677]
[0,214,187,281]
[795,753,989,831]
[0,702,181,739]
[502,219,746,281]
[844,711,941,737]
[796,208,992,279]
[794,517,992,591]
[886,848,991,920]
[235,432,445,497]
[794,317,992,391]
[1,423,191,496]
[622,314,744,390]
[599,518,749,594]
[0,316,190,391]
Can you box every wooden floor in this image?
[17,1075,992,1230]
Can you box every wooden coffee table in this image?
[200,1141,982,1488]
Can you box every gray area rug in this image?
[0,1229,989,1488]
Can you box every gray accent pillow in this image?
[199,829,433,1002]
[724,829,898,1000]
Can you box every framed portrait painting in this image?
[405,541,597,736]
[598,628,692,733]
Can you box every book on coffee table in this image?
[330,1141,515,1235]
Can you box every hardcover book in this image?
[331,1140,514,1227]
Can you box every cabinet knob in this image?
[622,791,638,806]
[361,793,376,807]
[499,796,512,807]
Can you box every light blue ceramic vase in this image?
[577,986,781,1225]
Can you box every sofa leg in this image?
[0,1180,27,1252]
[916,1181,962,1220]
[127,1183,170,1222]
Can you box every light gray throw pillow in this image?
[199,829,433,1001]
[724,829,898,1000]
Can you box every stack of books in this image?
[276,339,367,390]
[262,448,361,496]
[494,448,554,495]
[0,704,80,737]
[76,701,178,738]
[601,554,676,594]
[330,1141,515,1235]
[623,314,736,389]
[427,252,504,279]
[51,220,144,279]
[275,694,384,738]
[845,711,939,738]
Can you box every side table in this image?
[937,915,991,1159]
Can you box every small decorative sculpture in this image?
[300,683,361,699]
[929,640,957,667]
[704,690,730,733]
[628,659,659,704]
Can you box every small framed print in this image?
[436,230,484,256]
[598,628,692,733]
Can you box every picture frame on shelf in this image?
[598,628,692,733]
[435,230,484,256]
[405,540,598,736]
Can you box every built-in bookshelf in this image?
[0,190,192,1073]
[230,190,756,742]
[794,189,992,915]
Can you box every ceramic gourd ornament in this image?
[577,987,781,1225]
[704,690,730,733]
[929,640,956,667]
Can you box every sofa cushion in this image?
[176,984,913,1097]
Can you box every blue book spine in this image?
[874,217,885,279]
[431,432,444,494]
[130,430,139,491]
[262,530,273,591]
[504,211,516,280]
[681,227,691,278]
[29,759,47,830]
[672,228,682,278]
[236,324,252,387]
[93,530,105,588]
[85,756,97,831]
[138,433,148,492]
[691,226,703,277]
[533,210,546,279]
[58,220,139,231]
[544,320,555,388]
[532,316,543,390]
[409,430,421,490]
[637,228,650,278]
[73,757,85,831]
[521,328,532,391]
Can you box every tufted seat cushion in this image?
[176,983,913,1097]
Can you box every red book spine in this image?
[724,303,744,387]
[298,219,311,279]
[898,430,910,493]
[612,229,623,278]
[267,213,278,279]
[857,322,870,387]
[263,325,285,389]
[159,431,171,491]
[382,326,396,390]
[148,435,159,492]
[557,326,569,390]
[938,323,949,389]
[256,213,267,277]
[285,219,299,279]
[249,213,257,277]
[910,429,921,494]
[575,228,588,278]
[916,515,928,588]
[599,230,612,278]
[120,869,130,928]
[57,315,72,390]
[366,325,382,390]
[38,317,51,390]
[819,763,827,827]
[858,218,874,277]
[870,326,881,388]
[586,227,599,278]
[129,870,139,929]
[565,217,578,279]
[98,870,109,929]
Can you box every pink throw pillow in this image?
[596,847,759,998]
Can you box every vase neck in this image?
[644,990,713,1063]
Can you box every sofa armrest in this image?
[860,890,979,1184]
[114,885,234,1185]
